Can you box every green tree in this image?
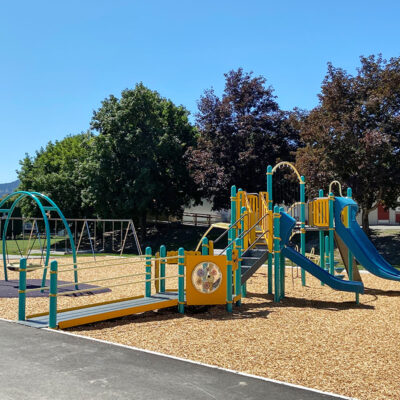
[296,55,400,232]
[188,68,300,210]
[17,133,93,217]
[81,83,199,236]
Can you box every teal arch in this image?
[0,191,78,287]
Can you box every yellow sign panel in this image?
[186,255,227,306]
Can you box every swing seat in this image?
[7,263,43,272]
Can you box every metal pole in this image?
[49,260,58,329]
[160,245,166,293]
[319,189,325,286]
[347,188,359,304]
[279,206,285,299]
[234,238,242,306]
[145,247,152,297]
[229,185,237,245]
[178,247,185,314]
[273,206,281,302]
[202,237,209,255]
[240,206,247,298]
[18,258,27,321]
[328,192,335,275]
[226,246,233,312]
[267,165,273,294]
[300,175,306,286]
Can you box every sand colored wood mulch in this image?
[1,257,400,400]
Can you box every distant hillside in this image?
[0,180,20,197]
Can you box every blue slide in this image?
[279,211,364,294]
[334,197,400,281]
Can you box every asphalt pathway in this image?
[0,320,348,400]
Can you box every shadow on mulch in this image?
[0,279,111,298]
[244,291,374,311]
[364,287,400,297]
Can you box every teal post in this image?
[229,185,237,245]
[319,189,325,286]
[273,206,281,302]
[234,238,242,306]
[279,206,285,299]
[202,237,209,255]
[226,247,233,312]
[328,192,335,275]
[300,176,306,286]
[160,245,166,293]
[178,247,185,314]
[267,165,273,294]
[240,206,247,298]
[347,188,359,304]
[325,236,329,273]
[49,260,58,329]
[145,247,152,297]
[18,258,27,321]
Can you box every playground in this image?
[0,261,399,399]
[1,163,400,400]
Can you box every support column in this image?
[18,258,26,321]
[300,175,306,286]
[226,247,233,312]
[145,247,152,297]
[178,247,185,314]
[319,189,325,286]
[229,185,237,246]
[273,206,281,302]
[160,245,166,293]
[49,260,58,329]
[328,192,335,275]
[347,188,359,304]
[267,165,273,294]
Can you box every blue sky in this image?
[1,0,399,182]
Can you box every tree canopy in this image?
[188,68,300,210]
[18,133,93,217]
[296,55,400,231]
[81,83,199,233]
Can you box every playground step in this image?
[335,274,345,280]
[241,251,269,284]
[335,267,345,273]
[241,257,259,266]
[244,248,267,258]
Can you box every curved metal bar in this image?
[29,192,78,289]
[0,192,51,282]
[271,161,302,183]
[328,180,343,197]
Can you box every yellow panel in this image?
[167,250,201,264]
[311,198,329,227]
[186,255,227,306]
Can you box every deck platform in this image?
[21,292,179,329]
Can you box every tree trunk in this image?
[361,208,370,235]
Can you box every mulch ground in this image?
[1,257,399,400]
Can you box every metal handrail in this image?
[218,210,271,255]
[213,213,248,245]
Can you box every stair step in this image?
[241,257,258,266]
[326,261,339,266]
[335,267,345,273]
[335,274,345,280]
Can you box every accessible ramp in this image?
[334,197,400,282]
[280,211,364,294]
